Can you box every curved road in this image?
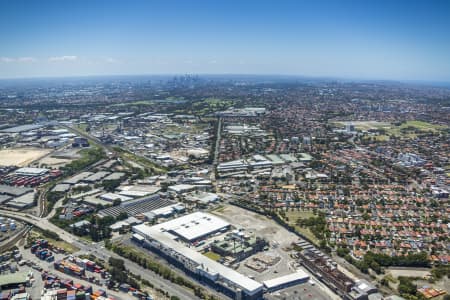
[0,209,201,300]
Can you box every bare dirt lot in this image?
[38,148,82,168]
[39,156,72,168]
[211,204,300,280]
[0,148,52,167]
[211,204,299,248]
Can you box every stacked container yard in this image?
[57,288,67,300]
[0,291,11,300]
[54,260,85,277]
[67,290,76,300]
[90,289,107,300]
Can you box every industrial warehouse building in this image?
[144,211,230,242]
[263,270,309,292]
[132,212,264,300]
[0,271,31,290]
[14,167,49,176]
[97,194,174,218]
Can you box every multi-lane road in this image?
[0,209,201,300]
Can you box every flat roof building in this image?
[82,171,110,183]
[133,214,263,299]
[146,211,230,242]
[52,184,71,193]
[0,185,32,197]
[0,124,43,133]
[168,184,196,194]
[0,271,30,289]
[14,167,49,176]
[263,270,309,292]
[62,171,93,185]
[6,192,35,209]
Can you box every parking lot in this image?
[265,281,331,300]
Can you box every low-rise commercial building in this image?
[262,270,309,292]
[133,213,264,300]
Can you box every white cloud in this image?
[1,57,37,63]
[208,60,217,64]
[48,55,78,62]
[184,60,193,64]
[104,57,119,64]
[17,57,37,62]
[0,57,15,63]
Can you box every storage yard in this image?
[0,237,156,300]
[0,148,52,167]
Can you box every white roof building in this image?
[133,213,263,298]
[263,270,309,291]
[15,167,49,176]
[147,211,229,242]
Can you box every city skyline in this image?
[1,0,450,81]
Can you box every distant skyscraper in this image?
[346,123,355,132]
[303,136,311,145]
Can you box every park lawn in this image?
[204,98,234,106]
[203,251,221,261]
[400,120,447,131]
[386,120,447,137]
[284,210,320,246]
[112,99,173,106]
[332,120,446,139]
[166,96,185,101]
[285,210,315,220]
[75,123,88,132]
[373,135,390,141]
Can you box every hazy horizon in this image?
[1,0,450,81]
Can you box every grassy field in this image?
[203,251,221,261]
[391,120,446,134]
[332,121,390,131]
[29,230,79,253]
[75,123,88,131]
[112,100,155,106]
[113,147,167,174]
[284,210,320,245]
[336,120,448,141]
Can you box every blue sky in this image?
[1,0,449,81]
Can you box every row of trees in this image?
[106,242,220,300]
[60,147,106,176]
[296,213,328,240]
[343,250,429,274]
[107,257,140,289]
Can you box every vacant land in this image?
[203,251,221,261]
[39,156,72,168]
[212,205,299,248]
[284,210,320,245]
[114,147,167,174]
[0,148,52,167]
[28,229,79,253]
